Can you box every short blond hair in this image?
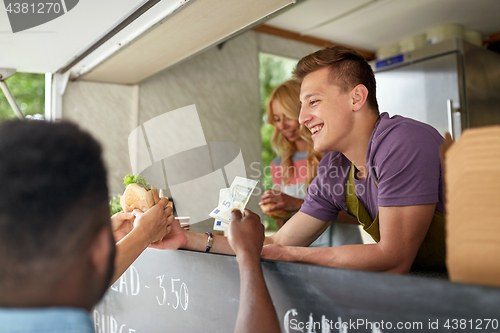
[294,46,379,112]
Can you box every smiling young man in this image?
[157,46,446,274]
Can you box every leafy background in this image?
[259,53,297,231]
[0,73,45,121]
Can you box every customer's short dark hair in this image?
[294,46,379,112]
[0,120,109,284]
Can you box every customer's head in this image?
[0,120,114,310]
[294,46,379,112]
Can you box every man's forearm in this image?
[274,243,412,273]
[234,254,280,333]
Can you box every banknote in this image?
[209,176,258,229]
[213,219,229,231]
[213,188,230,231]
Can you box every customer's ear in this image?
[89,226,113,276]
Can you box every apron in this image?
[345,164,446,270]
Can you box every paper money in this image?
[213,218,229,231]
[213,188,230,231]
[210,177,258,230]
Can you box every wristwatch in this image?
[205,232,213,252]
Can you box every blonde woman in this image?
[259,79,362,247]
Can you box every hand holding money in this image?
[228,209,264,261]
[210,177,258,231]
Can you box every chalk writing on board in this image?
[94,310,141,333]
[110,265,140,296]
[156,274,189,310]
[108,265,189,311]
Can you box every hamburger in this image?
[120,174,161,213]
[119,174,172,243]
[260,203,292,220]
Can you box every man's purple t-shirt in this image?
[300,112,444,222]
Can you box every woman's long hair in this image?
[266,79,323,187]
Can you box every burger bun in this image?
[120,183,159,213]
[260,203,292,220]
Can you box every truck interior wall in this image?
[62,81,137,196]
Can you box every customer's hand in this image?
[111,211,135,242]
[132,197,174,244]
[228,209,265,261]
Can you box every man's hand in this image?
[132,197,174,244]
[148,218,188,250]
[228,209,264,261]
[259,189,303,213]
[111,211,135,242]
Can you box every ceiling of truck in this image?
[265,0,500,51]
[0,0,294,83]
[1,0,499,84]
[80,0,294,84]
[0,0,188,74]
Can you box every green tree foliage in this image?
[259,53,297,231]
[0,72,45,121]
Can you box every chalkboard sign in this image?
[94,249,500,333]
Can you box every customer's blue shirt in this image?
[0,307,93,333]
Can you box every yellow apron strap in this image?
[346,164,381,242]
[345,163,446,270]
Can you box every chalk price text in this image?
[111,265,189,311]
[155,274,189,310]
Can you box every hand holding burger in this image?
[110,175,175,285]
[132,197,174,244]
[120,174,161,213]
[119,174,173,243]
[259,203,292,220]
[259,189,303,220]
